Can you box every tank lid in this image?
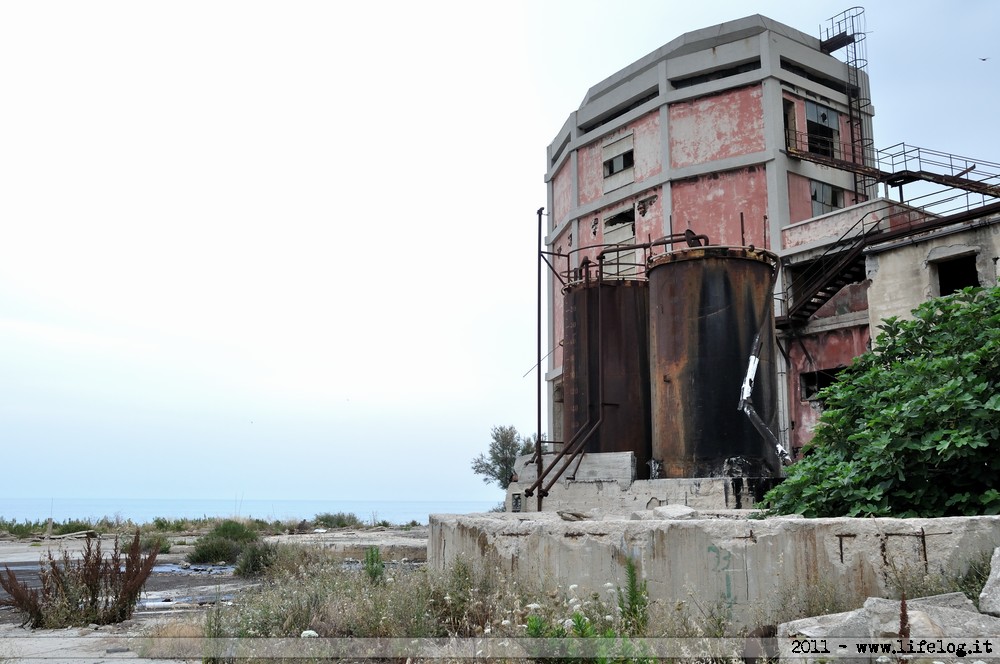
[647,245,778,270]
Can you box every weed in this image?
[617,557,649,636]
[363,546,385,585]
[0,531,157,628]
[235,541,278,577]
[885,551,994,609]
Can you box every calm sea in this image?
[0,497,499,526]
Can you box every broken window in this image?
[800,368,843,401]
[935,253,980,296]
[810,180,843,217]
[805,101,840,158]
[602,207,638,277]
[603,150,634,177]
[602,134,634,193]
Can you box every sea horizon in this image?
[0,497,500,526]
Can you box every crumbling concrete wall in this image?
[429,512,1000,626]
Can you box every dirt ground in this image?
[0,526,429,662]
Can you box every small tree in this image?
[471,425,537,490]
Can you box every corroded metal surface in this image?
[562,279,652,478]
[648,247,780,478]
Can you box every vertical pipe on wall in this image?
[536,207,545,511]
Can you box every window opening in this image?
[800,368,843,401]
[937,254,980,296]
[810,180,843,217]
[783,99,797,150]
[603,150,634,178]
[805,101,840,158]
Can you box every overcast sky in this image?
[1,1,997,505]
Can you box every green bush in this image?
[314,512,362,529]
[0,518,45,538]
[765,287,1000,517]
[187,536,242,564]
[235,541,279,577]
[140,533,172,555]
[209,520,258,543]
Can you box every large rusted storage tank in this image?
[562,279,652,479]
[648,246,780,478]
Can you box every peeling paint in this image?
[670,167,768,247]
[669,86,765,168]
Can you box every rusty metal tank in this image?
[647,246,780,478]
[562,278,652,479]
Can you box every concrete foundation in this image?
[507,452,777,513]
[429,511,1000,627]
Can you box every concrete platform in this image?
[429,511,1000,627]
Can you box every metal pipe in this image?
[535,207,544,510]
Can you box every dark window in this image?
[669,59,761,90]
[937,254,980,296]
[603,150,634,178]
[811,180,843,217]
[578,90,658,134]
[805,101,840,158]
[783,99,797,150]
[780,58,850,95]
[800,368,843,400]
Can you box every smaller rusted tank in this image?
[562,278,652,478]
[647,246,780,478]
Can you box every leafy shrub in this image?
[765,287,1000,517]
[187,520,260,564]
[209,520,258,543]
[151,516,189,532]
[235,541,278,577]
[0,518,45,539]
[0,531,157,628]
[314,512,362,529]
[187,536,242,564]
[140,533,172,554]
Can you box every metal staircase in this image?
[820,7,875,200]
[776,198,1000,330]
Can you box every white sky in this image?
[2,1,997,504]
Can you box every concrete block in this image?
[978,547,1000,617]
[863,597,1000,638]
[429,513,1000,629]
[909,592,978,613]
[652,504,699,519]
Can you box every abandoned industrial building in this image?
[508,8,1000,513]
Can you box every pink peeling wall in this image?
[670,166,768,247]
[787,173,813,224]
[632,112,662,180]
[578,142,603,207]
[551,161,572,230]
[669,85,765,168]
[787,323,870,454]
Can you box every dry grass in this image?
[135,618,206,660]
